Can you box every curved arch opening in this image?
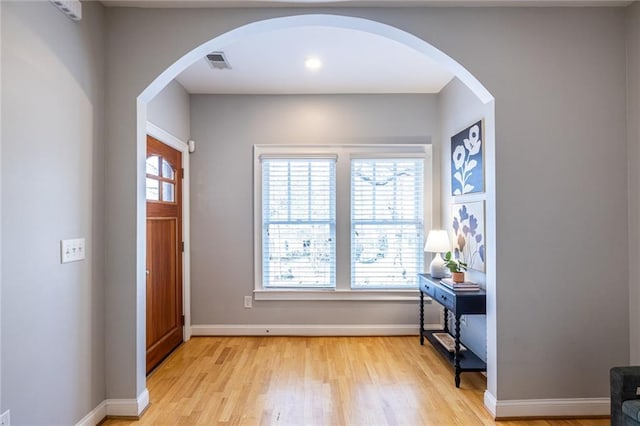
[136,12,496,408]
[139,14,493,104]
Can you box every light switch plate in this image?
[1,409,11,426]
[60,238,85,263]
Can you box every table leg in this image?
[419,291,424,345]
[443,308,449,334]
[454,313,461,388]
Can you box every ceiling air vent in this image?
[206,52,231,70]
[49,0,82,21]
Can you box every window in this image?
[261,158,336,288]
[255,145,431,300]
[146,155,176,203]
[351,158,424,288]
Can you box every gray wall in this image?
[189,94,441,326]
[1,1,105,424]
[104,6,630,403]
[486,7,628,399]
[148,79,191,142]
[490,6,628,398]
[627,1,640,365]
[439,78,494,364]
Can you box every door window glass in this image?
[162,159,175,179]
[146,155,160,176]
[146,178,160,201]
[146,154,178,203]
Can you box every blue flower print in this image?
[469,215,478,236]
[464,125,482,156]
[453,145,465,170]
[451,202,485,272]
[459,205,469,221]
[451,120,484,195]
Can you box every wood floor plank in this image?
[102,336,609,426]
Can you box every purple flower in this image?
[469,215,478,236]
[479,245,485,262]
[454,248,460,259]
[475,234,483,243]
[452,217,459,234]
[459,205,469,221]
[462,225,470,235]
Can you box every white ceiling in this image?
[176,26,454,94]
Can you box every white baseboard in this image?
[106,388,150,417]
[190,323,436,336]
[135,388,150,416]
[484,390,610,418]
[484,390,497,417]
[77,389,150,425]
[76,401,106,426]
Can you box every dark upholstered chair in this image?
[611,366,640,425]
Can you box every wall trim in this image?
[190,324,434,336]
[75,401,107,426]
[484,390,497,418]
[254,289,421,301]
[146,122,186,152]
[146,121,192,340]
[76,389,149,426]
[484,390,610,419]
[106,388,150,417]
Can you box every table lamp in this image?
[424,230,450,279]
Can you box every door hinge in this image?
[181,241,184,252]
[181,168,184,178]
[181,315,185,326]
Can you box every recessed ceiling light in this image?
[305,57,322,71]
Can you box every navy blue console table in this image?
[418,273,487,388]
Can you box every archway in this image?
[138,15,493,104]
[136,13,496,414]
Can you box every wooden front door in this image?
[146,135,183,373]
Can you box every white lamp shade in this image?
[424,230,450,253]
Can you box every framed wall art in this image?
[450,201,485,272]
[451,120,484,196]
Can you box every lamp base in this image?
[429,253,447,279]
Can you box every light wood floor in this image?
[103,336,608,426]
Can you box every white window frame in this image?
[260,155,337,289]
[350,155,426,289]
[254,144,433,301]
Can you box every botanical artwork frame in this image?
[451,120,484,196]
[450,201,485,272]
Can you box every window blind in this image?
[350,158,424,288]
[262,158,336,288]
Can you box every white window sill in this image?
[253,289,422,301]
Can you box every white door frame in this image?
[146,121,192,340]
